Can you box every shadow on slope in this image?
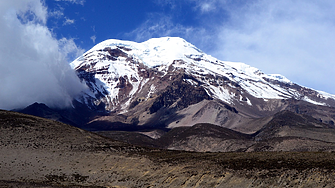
[98,111,335,152]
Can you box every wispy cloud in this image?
[191,0,221,13]
[90,35,96,44]
[0,0,85,110]
[55,0,85,6]
[49,9,64,18]
[211,0,335,93]
[58,37,85,61]
[63,17,75,25]
[126,15,182,41]
[153,0,178,9]
[125,14,212,48]
[198,3,214,12]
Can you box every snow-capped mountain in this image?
[71,37,335,131]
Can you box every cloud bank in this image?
[213,0,335,94]
[0,0,86,110]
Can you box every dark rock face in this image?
[115,75,133,103]
[18,102,56,118]
[156,123,251,148]
[15,102,78,126]
[150,75,212,113]
[107,47,128,56]
[254,111,332,140]
[14,101,106,129]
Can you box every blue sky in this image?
[1,0,335,109]
[46,0,158,49]
[45,0,215,50]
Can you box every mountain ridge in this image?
[72,37,335,103]
[66,37,335,131]
[10,37,335,132]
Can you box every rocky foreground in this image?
[2,110,335,187]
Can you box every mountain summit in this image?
[70,37,335,131]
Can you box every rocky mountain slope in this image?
[3,110,335,187]
[69,37,335,131]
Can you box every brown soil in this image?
[2,110,335,187]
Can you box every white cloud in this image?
[125,14,210,45]
[55,0,85,6]
[63,17,75,25]
[5,0,48,24]
[0,0,86,110]
[193,0,219,13]
[126,15,177,41]
[189,0,230,13]
[90,35,96,44]
[49,9,64,18]
[58,37,85,60]
[199,3,214,12]
[211,0,335,94]
[154,0,221,12]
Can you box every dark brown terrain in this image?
[3,110,335,187]
[96,110,335,152]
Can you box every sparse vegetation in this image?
[3,110,335,187]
